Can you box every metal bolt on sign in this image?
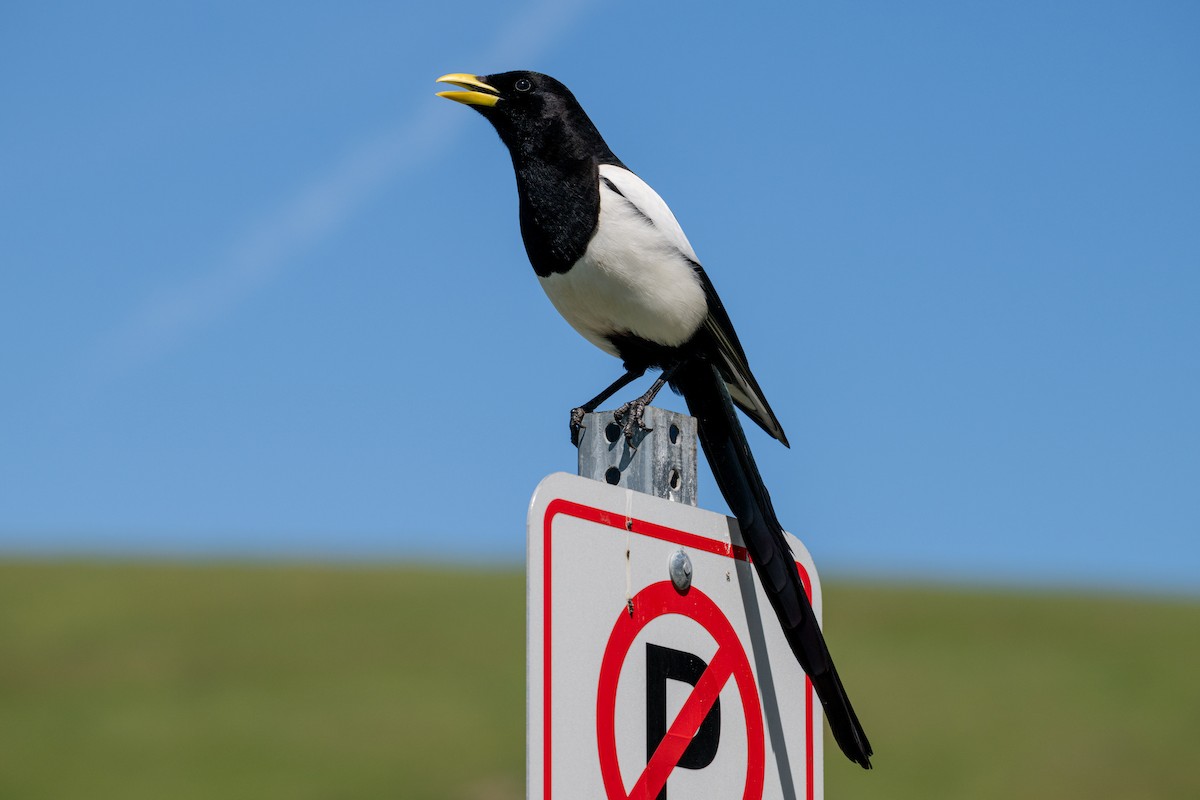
[668,548,693,592]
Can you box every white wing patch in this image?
[596,165,700,264]
[538,165,708,355]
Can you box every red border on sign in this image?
[542,498,816,800]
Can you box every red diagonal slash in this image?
[627,645,736,800]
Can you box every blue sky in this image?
[2,1,1197,593]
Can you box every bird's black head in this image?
[436,71,620,167]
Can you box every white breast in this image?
[538,165,708,357]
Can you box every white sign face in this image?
[527,472,824,800]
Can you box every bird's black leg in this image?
[570,366,646,445]
[613,362,682,441]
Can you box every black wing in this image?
[689,260,790,447]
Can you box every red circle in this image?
[595,581,765,800]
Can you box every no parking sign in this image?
[528,473,824,800]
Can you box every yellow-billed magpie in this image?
[437,70,873,769]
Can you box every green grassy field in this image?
[1,560,1196,799]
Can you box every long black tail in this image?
[674,360,873,769]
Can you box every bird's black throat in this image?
[514,154,602,277]
[506,122,625,277]
[472,74,625,277]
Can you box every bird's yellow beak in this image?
[436,73,501,108]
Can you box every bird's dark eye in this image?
[514,78,533,93]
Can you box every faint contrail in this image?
[88,0,594,382]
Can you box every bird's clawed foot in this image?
[613,398,653,443]
[569,407,587,446]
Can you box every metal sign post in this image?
[528,408,825,800]
[575,408,698,507]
